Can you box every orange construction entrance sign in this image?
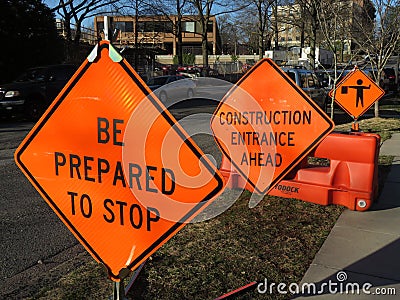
[210,58,334,194]
[328,68,385,119]
[14,41,223,281]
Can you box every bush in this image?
[0,0,63,83]
[173,53,196,65]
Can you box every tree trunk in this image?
[74,21,82,44]
[134,4,139,70]
[273,4,279,49]
[176,0,183,66]
[64,17,72,41]
[202,36,208,71]
[310,31,316,69]
[258,2,264,60]
[177,16,183,65]
[374,101,379,118]
[309,3,318,69]
[258,33,264,60]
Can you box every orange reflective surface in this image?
[15,41,223,281]
[211,59,334,194]
[329,69,385,119]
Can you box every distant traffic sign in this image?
[329,69,385,119]
[211,59,334,194]
[15,41,223,281]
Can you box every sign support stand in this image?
[351,118,360,132]
[124,260,147,295]
[104,16,109,41]
[111,281,128,300]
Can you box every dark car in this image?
[381,67,397,92]
[315,69,355,90]
[282,67,328,111]
[361,67,397,92]
[0,64,77,120]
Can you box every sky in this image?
[43,0,95,28]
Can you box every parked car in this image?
[146,75,197,104]
[315,69,353,90]
[0,64,77,120]
[315,69,334,89]
[281,67,328,111]
[381,67,397,92]
[361,67,397,92]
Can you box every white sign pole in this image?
[104,16,109,41]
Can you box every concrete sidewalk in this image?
[297,133,400,299]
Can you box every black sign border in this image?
[211,58,335,194]
[328,69,385,119]
[15,41,224,280]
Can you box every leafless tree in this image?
[144,0,190,65]
[316,0,359,118]
[271,0,288,50]
[250,0,274,60]
[56,0,120,44]
[292,0,321,69]
[189,0,245,70]
[116,0,152,69]
[351,0,400,117]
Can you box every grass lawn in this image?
[32,117,400,300]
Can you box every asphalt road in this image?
[0,120,81,296]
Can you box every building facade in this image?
[274,4,303,49]
[56,19,97,45]
[93,15,221,56]
[272,0,375,56]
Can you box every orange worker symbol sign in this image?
[211,58,334,197]
[14,41,223,281]
[329,69,385,119]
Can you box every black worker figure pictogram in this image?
[341,79,371,108]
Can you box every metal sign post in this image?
[111,281,128,300]
[104,16,109,41]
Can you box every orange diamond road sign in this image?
[211,58,334,194]
[14,40,223,281]
[328,68,385,119]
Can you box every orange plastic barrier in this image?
[219,132,381,211]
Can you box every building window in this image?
[137,22,145,32]
[183,21,196,33]
[56,20,63,29]
[153,22,163,32]
[145,21,156,32]
[280,37,285,42]
[97,21,104,35]
[114,21,133,32]
[207,21,213,33]
[137,21,164,32]
[164,22,173,33]
[125,21,133,32]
